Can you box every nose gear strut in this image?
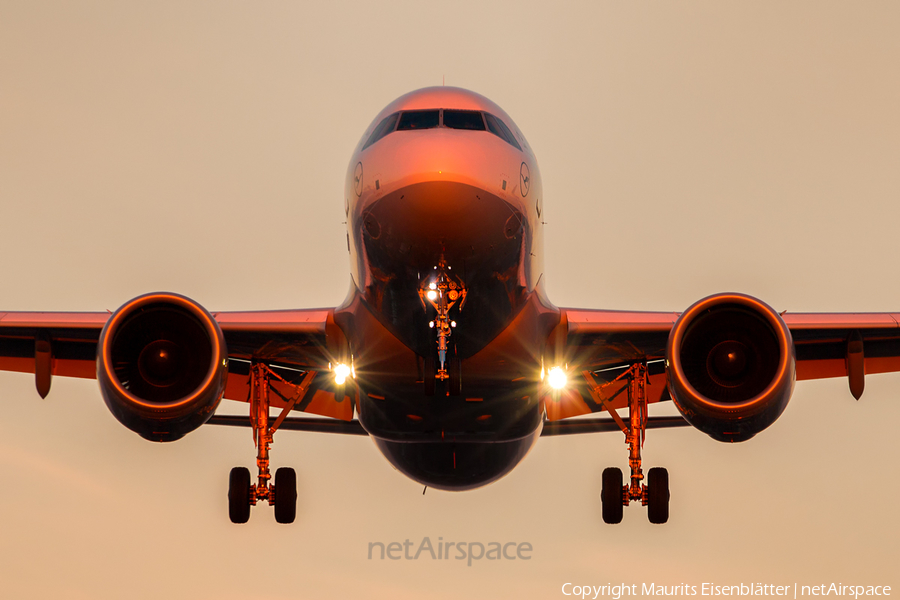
[419,257,466,395]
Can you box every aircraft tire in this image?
[228,467,251,524]
[449,345,462,396]
[647,467,669,524]
[274,467,298,524]
[601,467,624,524]
[424,354,436,396]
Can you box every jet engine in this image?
[666,293,795,442]
[96,293,228,442]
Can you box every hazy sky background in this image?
[1,2,898,599]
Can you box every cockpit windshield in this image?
[442,110,486,131]
[397,110,440,130]
[361,109,521,151]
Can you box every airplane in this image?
[1,86,897,526]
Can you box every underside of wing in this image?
[0,312,108,393]
[214,308,353,420]
[0,301,353,422]
[785,313,900,387]
[544,308,677,421]
[546,294,900,421]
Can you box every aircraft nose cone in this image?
[361,181,524,270]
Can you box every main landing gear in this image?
[420,258,466,396]
[228,362,314,524]
[584,362,670,524]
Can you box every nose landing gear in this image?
[227,362,314,524]
[586,362,670,524]
[419,258,466,396]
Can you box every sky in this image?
[1,2,899,599]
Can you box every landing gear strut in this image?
[585,362,670,524]
[419,257,466,396]
[228,362,313,524]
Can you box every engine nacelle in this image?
[97,293,228,442]
[666,293,795,442]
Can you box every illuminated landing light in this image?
[548,366,567,390]
[334,363,352,386]
[426,290,438,301]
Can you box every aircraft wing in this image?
[0,308,353,421]
[5,304,899,427]
[548,307,900,421]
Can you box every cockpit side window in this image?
[443,110,486,131]
[484,113,522,151]
[362,112,400,150]
[397,110,440,130]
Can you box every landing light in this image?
[334,363,352,386]
[548,366,567,390]
[426,290,438,301]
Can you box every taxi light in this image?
[426,290,438,301]
[334,363,352,386]
[548,366,567,390]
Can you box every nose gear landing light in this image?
[419,258,466,395]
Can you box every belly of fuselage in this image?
[342,291,549,491]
